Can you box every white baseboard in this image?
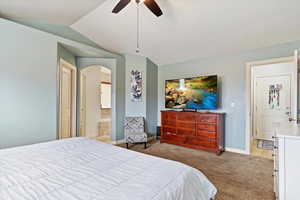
[225,147,249,155]
[113,140,249,155]
[112,136,156,145]
[112,139,125,145]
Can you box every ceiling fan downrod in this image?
[136,0,140,53]
[112,0,163,53]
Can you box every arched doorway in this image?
[79,65,112,143]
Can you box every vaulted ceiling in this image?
[0,0,107,25]
[2,0,300,65]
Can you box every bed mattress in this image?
[0,138,217,200]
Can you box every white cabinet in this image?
[274,135,300,200]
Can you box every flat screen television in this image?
[165,75,218,110]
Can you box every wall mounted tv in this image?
[165,75,218,110]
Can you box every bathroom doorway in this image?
[79,65,112,143]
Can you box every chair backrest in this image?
[124,117,144,134]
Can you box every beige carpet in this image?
[119,140,275,200]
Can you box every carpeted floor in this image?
[119,140,275,200]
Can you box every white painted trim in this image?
[59,58,77,139]
[225,147,249,155]
[112,139,125,145]
[112,139,250,155]
[79,73,87,137]
[245,54,298,155]
[111,136,155,145]
[111,139,251,154]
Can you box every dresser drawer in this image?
[162,119,176,127]
[196,115,217,124]
[161,133,186,143]
[197,130,217,139]
[177,128,195,136]
[176,121,195,129]
[197,124,217,132]
[187,137,217,148]
[162,127,176,134]
[161,111,225,155]
[161,111,177,121]
[177,112,196,121]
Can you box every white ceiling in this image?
[2,0,300,65]
[71,0,300,65]
[0,0,107,25]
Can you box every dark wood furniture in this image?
[160,110,225,155]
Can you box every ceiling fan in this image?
[112,0,163,17]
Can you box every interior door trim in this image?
[58,58,77,139]
[245,52,298,154]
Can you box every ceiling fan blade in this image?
[144,0,163,17]
[112,0,131,13]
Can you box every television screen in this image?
[165,75,218,110]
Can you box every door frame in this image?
[58,58,77,139]
[245,52,298,154]
[79,72,87,137]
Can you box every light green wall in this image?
[159,40,300,151]
[10,19,101,49]
[146,58,158,135]
[57,44,76,66]
[0,19,58,148]
[124,55,159,136]
[116,56,127,140]
[0,18,125,148]
[125,54,147,117]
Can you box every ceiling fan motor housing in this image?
[113,0,163,17]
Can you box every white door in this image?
[254,75,292,140]
[80,73,87,136]
[60,66,73,139]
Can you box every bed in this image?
[0,137,217,200]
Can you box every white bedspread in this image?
[0,138,217,200]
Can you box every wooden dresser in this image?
[160,110,225,155]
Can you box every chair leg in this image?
[144,142,147,149]
[126,143,129,149]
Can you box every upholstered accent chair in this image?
[124,117,148,149]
